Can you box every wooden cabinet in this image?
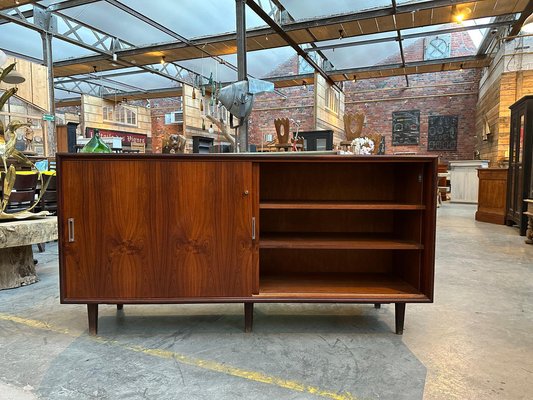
[506,96,533,235]
[476,168,508,224]
[57,154,437,335]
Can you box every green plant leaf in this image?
[0,63,16,83]
[0,87,17,111]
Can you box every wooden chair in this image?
[0,172,39,213]
[340,112,365,150]
[273,118,303,152]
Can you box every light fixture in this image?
[160,56,167,65]
[3,69,25,84]
[208,124,214,134]
[459,63,464,71]
[353,75,357,83]
[302,80,307,90]
[522,13,533,34]
[112,53,117,62]
[338,28,345,40]
[265,34,269,41]
[452,5,471,24]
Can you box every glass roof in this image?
[0,0,523,99]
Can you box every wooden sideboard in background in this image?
[476,168,508,224]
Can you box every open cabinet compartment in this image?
[254,159,435,302]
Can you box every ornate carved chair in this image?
[340,112,365,150]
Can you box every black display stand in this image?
[506,96,533,235]
[297,130,333,151]
[192,136,214,154]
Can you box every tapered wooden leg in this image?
[244,302,254,333]
[395,303,405,335]
[116,304,123,310]
[87,304,98,335]
[374,303,381,309]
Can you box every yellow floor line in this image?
[0,312,357,400]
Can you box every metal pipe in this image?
[236,0,248,152]
[42,32,56,156]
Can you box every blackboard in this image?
[427,115,458,151]
[392,110,420,145]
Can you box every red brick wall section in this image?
[345,68,481,161]
[247,31,481,161]
[149,97,183,153]
[249,85,314,145]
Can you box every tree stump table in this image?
[0,217,58,290]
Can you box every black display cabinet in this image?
[506,96,533,235]
[297,130,333,151]
[192,136,214,154]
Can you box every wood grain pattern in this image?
[260,233,424,250]
[59,159,253,300]
[257,274,424,299]
[260,201,426,210]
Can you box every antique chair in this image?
[340,112,365,150]
[273,118,303,152]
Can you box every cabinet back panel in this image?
[260,210,394,234]
[59,159,253,299]
[260,249,392,274]
[260,162,424,204]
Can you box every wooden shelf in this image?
[256,273,426,299]
[260,233,424,250]
[260,201,426,210]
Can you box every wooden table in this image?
[0,217,58,290]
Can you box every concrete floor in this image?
[0,203,532,400]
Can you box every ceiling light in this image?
[522,13,533,34]
[302,80,307,90]
[112,53,117,62]
[338,29,344,40]
[3,69,25,84]
[353,75,357,82]
[459,63,464,71]
[160,56,166,65]
[452,5,471,24]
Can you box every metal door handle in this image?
[252,217,256,240]
[68,218,75,242]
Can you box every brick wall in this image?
[248,31,481,161]
[149,97,183,153]
[345,69,481,161]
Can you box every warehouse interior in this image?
[0,1,533,399]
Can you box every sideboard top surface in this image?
[57,153,437,163]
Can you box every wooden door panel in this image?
[60,159,253,300]
[153,161,253,297]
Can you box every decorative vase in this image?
[80,129,112,153]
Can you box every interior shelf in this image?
[260,201,426,210]
[259,233,424,250]
[256,273,426,299]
